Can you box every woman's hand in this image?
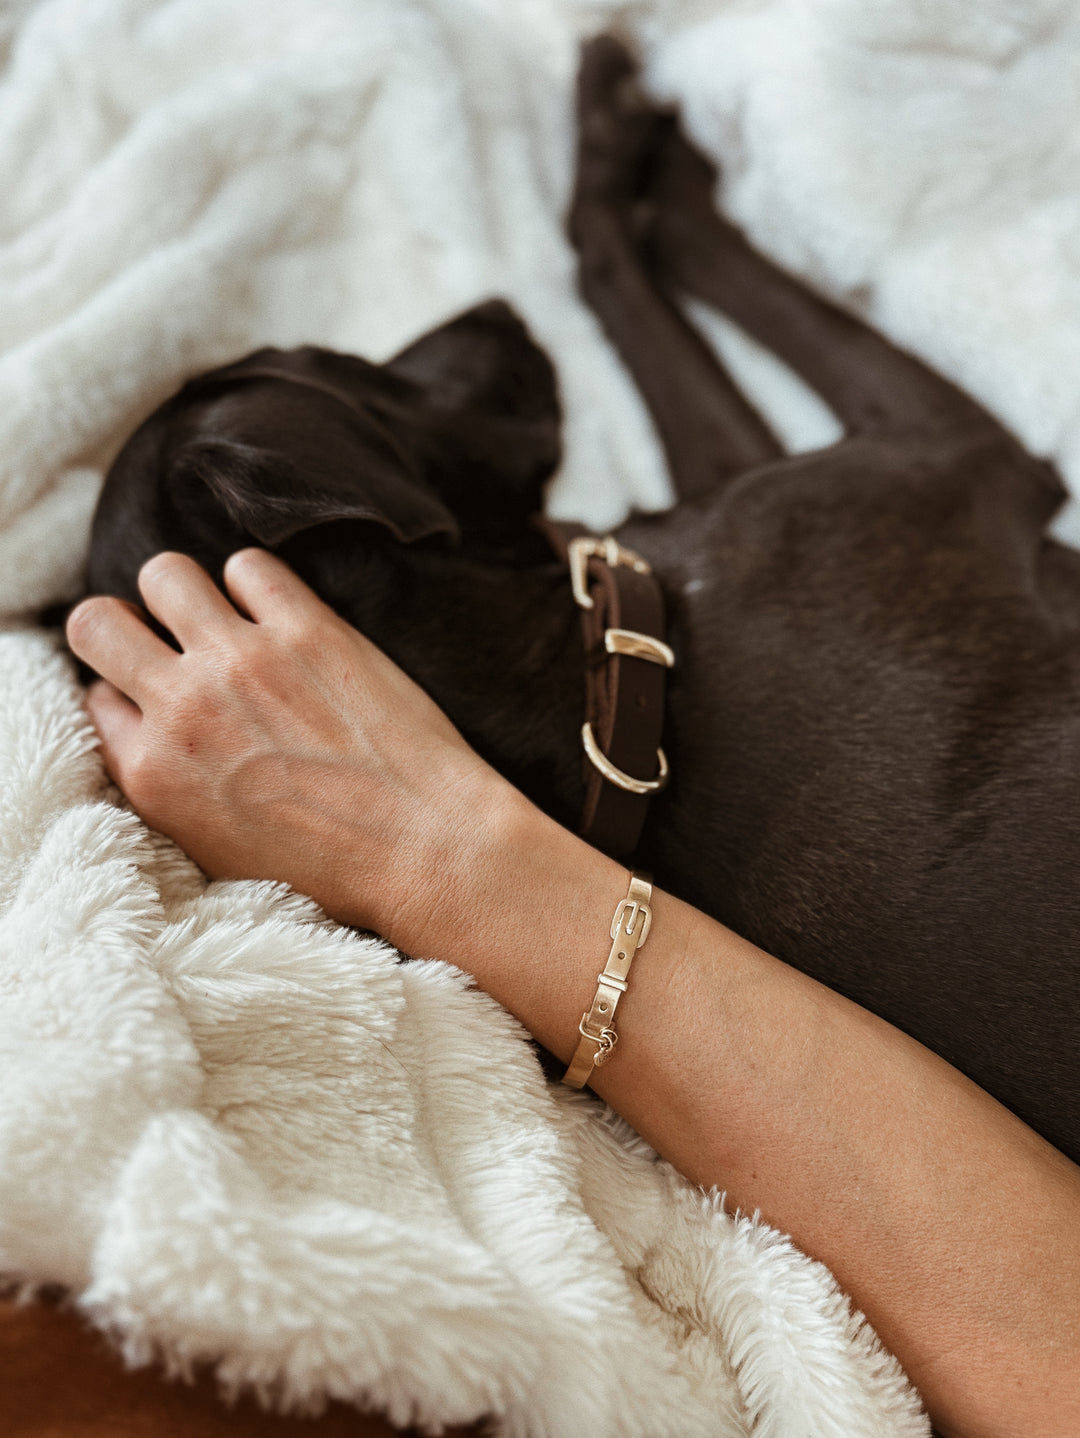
[66,548,518,949]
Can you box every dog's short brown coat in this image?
[86,38,1080,1166]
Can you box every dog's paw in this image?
[644,113,725,229]
[567,35,674,253]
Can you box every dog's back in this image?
[618,432,1080,1161]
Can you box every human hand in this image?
[65,548,520,950]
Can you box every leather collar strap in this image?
[538,517,673,858]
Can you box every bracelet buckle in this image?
[611,896,652,948]
[563,871,654,1090]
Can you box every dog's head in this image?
[88,299,562,607]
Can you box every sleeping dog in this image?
[85,37,1079,1168]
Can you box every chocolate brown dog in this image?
[86,37,1079,1167]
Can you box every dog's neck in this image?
[300,540,589,833]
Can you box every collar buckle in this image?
[568,535,651,610]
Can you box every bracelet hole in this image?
[599,1003,608,1012]
[618,951,625,960]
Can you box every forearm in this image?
[380,779,1080,1438]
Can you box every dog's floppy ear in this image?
[381,299,562,535]
[163,301,561,552]
[386,299,556,426]
[161,352,462,548]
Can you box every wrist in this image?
[394,773,638,1060]
[374,761,553,959]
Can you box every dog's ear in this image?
[381,300,562,540]
[164,367,461,548]
[165,300,561,553]
[385,300,557,427]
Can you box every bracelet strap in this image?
[562,870,653,1090]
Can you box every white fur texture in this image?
[6,0,1074,1430]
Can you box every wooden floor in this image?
[1,1299,481,1438]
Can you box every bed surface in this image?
[1,1298,480,1438]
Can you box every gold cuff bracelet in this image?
[561,870,653,1090]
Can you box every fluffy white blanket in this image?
[3,1,1076,1432]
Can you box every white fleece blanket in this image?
[3,0,1078,1432]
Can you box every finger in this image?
[67,596,174,706]
[137,551,245,651]
[85,679,142,788]
[222,547,332,628]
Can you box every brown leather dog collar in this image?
[538,517,673,858]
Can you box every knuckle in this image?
[211,652,249,692]
[287,621,338,674]
[284,612,319,650]
[162,681,201,725]
[123,744,161,807]
[211,630,254,673]
[204,636,268,697]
